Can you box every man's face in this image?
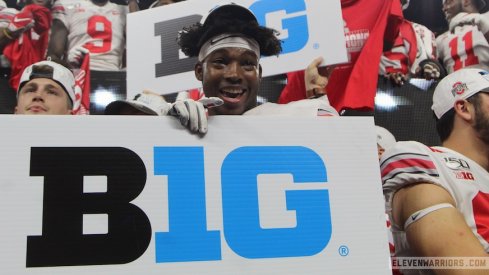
[15,78,72,115]
[442,0,463,22]
[196,47,261,115]
[472,92,489,145]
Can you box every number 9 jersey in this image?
[52,0,128,71]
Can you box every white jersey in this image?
[436,24,489,74]
[381,141,489,275]
[0,7,17,28]
[410,22,436,74]
[379,21,436,76]
[52,0,128,71]
[0,7,17,67]
[243,96,339,117]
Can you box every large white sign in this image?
[0,116,389,274]
[127,0,347,99]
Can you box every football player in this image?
[47,0,139,71]
[15,60,76,115]
[437,0,489,73]
[382,68,489,274]
[0,0,53,90]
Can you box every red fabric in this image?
[382,20,418,75]
[402,21,418,69]
[472,191,489,244]
[3,4,51,90]
[380,157,436,178]
[187,89,203,100]
[73,54,91,115]
[278,0,403,112]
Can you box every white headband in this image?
[198,33,260,62]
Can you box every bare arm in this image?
[127,0,139,13]
[46,19,69,67]
[393,183,488,275]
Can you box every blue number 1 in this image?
[154,147,221,262]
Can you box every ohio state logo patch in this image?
[451,81,468,96]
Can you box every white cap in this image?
[18,60,76,104]
[376,126,397,151]
[432,68,489,119]
[200,2,258,27]
[105,91,170,116]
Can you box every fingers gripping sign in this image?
[169,97,223,135]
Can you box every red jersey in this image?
[2,4,52,90]
[278,0,403,112]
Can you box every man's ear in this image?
[454,99,473,121]
[195,62,203,81]
[258,64,263,80]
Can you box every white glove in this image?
[169,97,223,134]
[67,46,89,67]
[449,12,489,34]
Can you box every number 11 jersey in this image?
[436,24,489,74]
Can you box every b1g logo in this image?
[250,0,309,54]
[26,146,332,267]
[154,0,310,77]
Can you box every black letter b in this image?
[26,147,151,267]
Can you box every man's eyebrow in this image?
[43,83,62,91]
[44,84,57,89]
[22,82,38,90]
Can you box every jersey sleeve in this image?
[51,0,69,28]
[411,22,437,74]
[0,8,17,29]
[379,36,409,75]
[278,71,306,104]
[383,0,403,49]
[23,4,52,34]
[380,141,442,220]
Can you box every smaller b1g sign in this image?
[127,0,347,98]
[0,116,390,274]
